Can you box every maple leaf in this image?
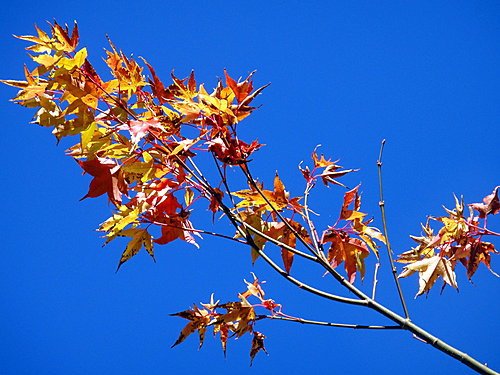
[265,220,311,273]
[469,186,500,218]
[120,118,164,146]
[170,305,211,349]
[224,70,254,104]
[218,298,256,338]
[208,187,224,215]
[250,331,267,366]
[233,173,290,212]
[397,222,438,263]
[197,84,237,121]
[336,185,385,256]
[1,66,49,103]
[437,216,468,244]
[104,38,147,96]
[465,241,499,279]
[115,228,155,271]
[240,273,266,301]
[313,149,358,187]
[398,255,458,297]
[299,147,357,186]
[321,229,370,283]
[99,205,142,245]
[78,157,127,204]
[154,212,200,249]
[15,21,79,54]
[207,136,262,165]
[339,185,365,221]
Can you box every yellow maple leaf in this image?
[233,173,289,212]
[116,228,155,271]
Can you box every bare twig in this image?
[303,182,323,254]
[377,139,410,319]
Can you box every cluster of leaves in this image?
[171,274,279,364]
[320,184,386,282]
[398,187,500,297]
[2,22,385,282]
[2,22,270,270]
[231,149,386,280]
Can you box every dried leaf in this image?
[398,256,458,297]
[469,187,500,218]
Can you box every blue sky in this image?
[0,1,499,374]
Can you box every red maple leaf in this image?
[78,157,127,204]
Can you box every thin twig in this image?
[148,220,247,244]
[377,139,410,319]
[303,182,323,254]
[260,315,401,330]
[372,262,380,300]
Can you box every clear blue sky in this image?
[1,1,499,374]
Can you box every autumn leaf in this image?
[250,331,267,366]
[469,186,500,218]
[15,21,79,54]
[170,305,211,349]
[233,173,290,212]
[399,191,500,292]
[207,136,262,165]
[321,229,370,283]
[398,255,458,297]
[78,157,127,204]
[340,185,365,221]
[104,38,147,96]
[120,118,164,146]
[224,70,254,104]
[465,240,498,280]
[154,213,200,249]
[299,147,357,186]
[276,220,311,273]
[99,205,141,244]
[115,228,155,271]
[208,188,224,216]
